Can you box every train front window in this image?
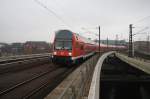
[64,41,72,50]
[55,41,63,50]
[55,30,72,39]
[55,41,72,50]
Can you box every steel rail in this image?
[0,66,57,96]
[0,57,51,74]
[22,67,73,99]
[0,53,51,64]
[0,53,51,59]
[0,57,49,66]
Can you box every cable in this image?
[134,16,150,24]
[81,28,98,37]
[34,0,72,29]
[137,27,149,33]
[133,27,149,36]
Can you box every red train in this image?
[52,30,126,64]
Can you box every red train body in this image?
[52,30,126,64]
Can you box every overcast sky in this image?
[0,0,150,43]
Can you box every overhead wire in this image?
[34,0,73,29]
[133,16,150,37]
[51,0,96,33]
[134,16,150,24]
[134,27,149,34]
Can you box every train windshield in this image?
[55,41,72,50]
[54,30,72,50]
[55,30,72,39]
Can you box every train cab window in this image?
[55,41,72,50]
[55,30,73,50]
[55,41,63,50]
[64,41,72,50]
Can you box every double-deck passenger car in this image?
[52,30,126,64]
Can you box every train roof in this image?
[55,29,96,44]
[55,30,126,48]
[73,33,96,45]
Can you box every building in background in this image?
[0,43,12,56]
[0,41,52,57]
[134,41,150,54]
[0,43,3,56]
[24,41,51,54]
[11,43,24,55]
[94,39,127,46]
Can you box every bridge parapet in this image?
[45,54,100,99]
[88,51,115,99]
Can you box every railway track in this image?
[0,52,82,99]
[23,67,75,99]
[0,53,94,99]
[0,53,51,74]
[0,63,75,99]
[0,63,55,92]
[0,53,51,64]
[0,65,57,95]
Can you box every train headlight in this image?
[68,52,72,56]
[53,52,57,55]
